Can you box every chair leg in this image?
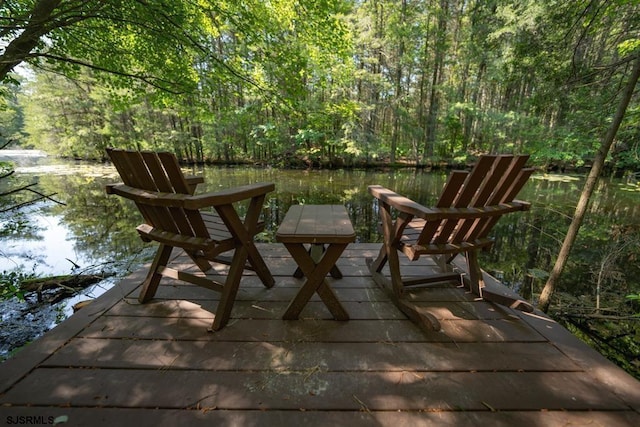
[463,251,535,313]
[434,254,455,274]
[465,250,484,296]
[369,244,389,273]
[210,245,249,331]
[368,244,404,296]
[245,242,275,288]
[387,247,405,297]
[139,244,173,303]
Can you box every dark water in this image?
[1,155,639,358]
[2,158,639,284]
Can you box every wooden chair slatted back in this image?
[415,170,467,245]
[417,155,531,247]
[449,156,517,244]
[107,148,208,239]
[451,155,521,243]
[153,151,209,237]
[472,166,534,240]
[108,149,173,232]
[432,156,496,245]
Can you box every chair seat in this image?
[400,238,495,260]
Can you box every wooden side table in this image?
[276,204,356,320]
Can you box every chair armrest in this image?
[368,185,438,218]
[185,175,205,194]
[107,182,275,209]
[184,182,275,209]
[106,183,190,207]
[368,185,530,220]
[185,175,205,186]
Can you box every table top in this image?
[276,204,356,244]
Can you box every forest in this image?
[0,0,639,173]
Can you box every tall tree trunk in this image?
[417,15,432,160]
[423,0,448,161]
[390,0,407,165]
[538,54,640,312]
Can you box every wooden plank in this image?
[143,284,391,302]
[276,204,355,244]
[45,339,580,372]
[78,315,545,343]
[1,368,629,411]
[77,317,432,342]
[110,295,515,322]
[107,299,415,320]
[275,203,304,237]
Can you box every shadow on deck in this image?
[1,243,639,426]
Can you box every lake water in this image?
[2,153,639,290]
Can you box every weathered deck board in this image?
[1,243,639,426]
[2,369,629,411]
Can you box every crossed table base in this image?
[276,205,355,320]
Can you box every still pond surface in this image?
[1,152,639,357]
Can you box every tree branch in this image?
[1,138,15,150]
[0,190,65,213]
[34,53,188,94]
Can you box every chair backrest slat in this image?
[433,156,497,245]
[488,155,530,205]
[463,156,531,242]
[453,155,518,243]
[155,152,209,237]
[141,151,174,192]
[452,155,497,208]
[418,170,468,244]
[158,152,192,194]
[435,170,468,207]
[108,149,164,229]
[472,166,534,239]
[414,155,532,247]
[139,151,201,236]
[472,155,516,207]
[107,148,209,239]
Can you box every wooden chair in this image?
[105,148,275,331]
[368,155,535,331]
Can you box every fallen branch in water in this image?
[0,183,65,213]
[20,274,110,303]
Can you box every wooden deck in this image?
[1,243,639,426]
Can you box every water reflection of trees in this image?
[11,166,638,303]
[36,173,150,271]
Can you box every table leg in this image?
[293,244,343,279]
[283,243,350,321]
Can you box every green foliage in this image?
[626,294,640,316]
[0,80,24,145]
[3,0,640,170]
[0,270,32,301]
